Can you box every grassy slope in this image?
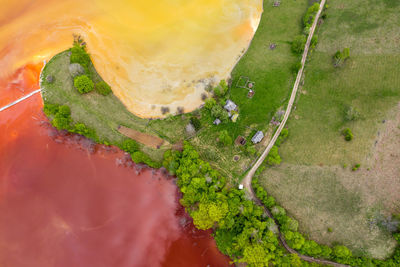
[228,0,308,137]
[260,0,400,258]
[41,51,188,162]
[188,0,309,180]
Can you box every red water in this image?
[0,65,230,267]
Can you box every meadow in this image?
[260,0,400,258]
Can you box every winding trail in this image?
[0,89,41,112]
[242,1,349,266]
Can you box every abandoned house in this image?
[251,131,264,144]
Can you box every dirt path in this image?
[241,1,349,266]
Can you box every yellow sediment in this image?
[0,0,263,117]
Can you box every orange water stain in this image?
[0,66,231,267]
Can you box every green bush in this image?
[43,103,60,116]
[303,3,320,29]
[44,104,72,130]
[291,61,302,74]
[311,35,318,49]
[291,35,307,54]
[95,81,112,96]
[190,117,202,131]
[342,128,353,141]
[121,139,139,154]
[74,75,94,94]
[333,48,350,66]
[218,130,232,146]
[344,106,360,121]
[72,123,97,140]
[204,98,217,110]
[70,44,91,74]
[266,145,282,166]
[352,164,361,171]
[211,104,229,122]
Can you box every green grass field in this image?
[41,51,189,162]
[228,0,309,136]
[260,0,400,258]
[185,0,310,179]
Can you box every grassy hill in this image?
[260,0,400,258]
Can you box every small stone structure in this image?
[270,43,277,50]
[251,131,264,144]
[235,136,247,146]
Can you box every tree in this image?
[266,146,281,165]
[73,123,96,140]
[211,105,229,122]
[218,130,232,146]
[204,98,216,110]
[43,103,59,116]
[333,245,352,259]
[291,35,306,54]
[239,244,270,267]
[95,81,112,96]
[342,128,353,141]
[190,117,201,131]
[121,139,139,154]
[333,48,350,66]
[70,44,91,74]
[74,75,94,94]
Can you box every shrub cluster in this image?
[291,35,307,54]
[333,48,350,67]
[74,75,94,94]
[95,81,112,96]
[266,129,289,166]
[70,44,91,74]
[190,117,202,131]
[303,3,320,34]
[342,128,353,141]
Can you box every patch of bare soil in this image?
[118,126,166,149]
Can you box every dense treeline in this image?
[252,176,400,266]
[163,143,400,266]
[164,143,305,266]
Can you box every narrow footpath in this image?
[0,89,41,112]
[242,1,349,266]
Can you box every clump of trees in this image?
[342,128,353,141]
[95,81,112,96]
[74,75,94,94]
[333,48,350,67]
[291,35,307,54]
[164,143,400,266]
[190,117,202,131]
[70,42,91,75]
[218,130,233,146]
[211,104,229,123]
[303,3,320,34]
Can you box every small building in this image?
[213,118,221,125]
[251,131,264,144]
[235,136,247,146]
[231,113,239,122]
[224,100,237,112]
[238,184,244,190]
